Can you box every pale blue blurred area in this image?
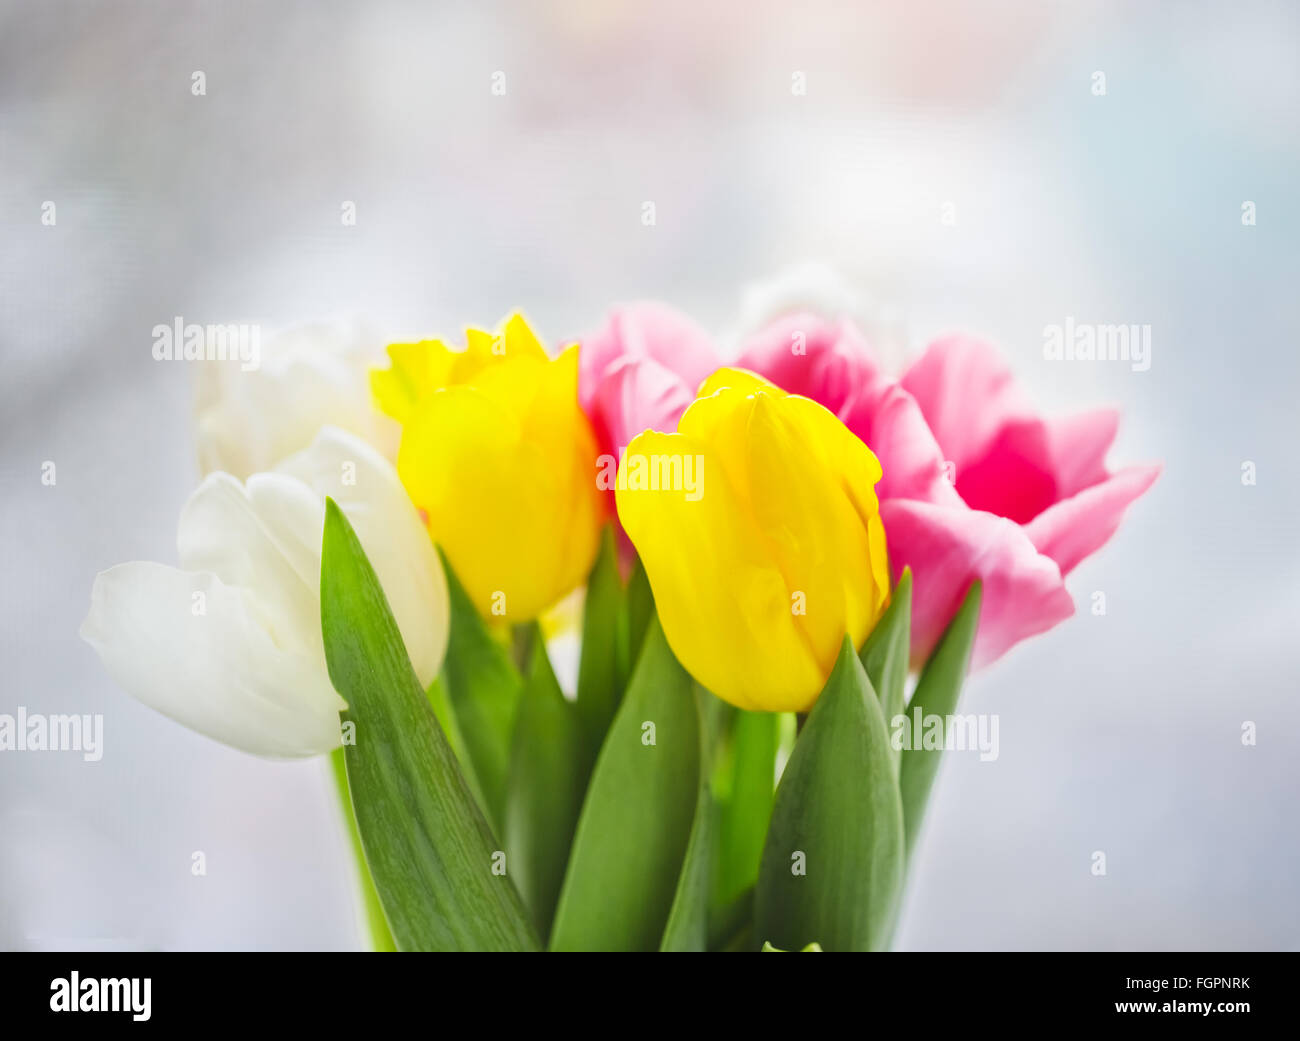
[1,0,1296,950]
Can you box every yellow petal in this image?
[456,313,549,382]
[615,428,824,711]
[399,387,546,619]
[395,336,603,622]
[371,339,455,424]
[502,312,549,360]
[695,366,782,401]
[618,368,890,712]
[742,391,888,677]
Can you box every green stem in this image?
[330,746,396,952]
[510,622,537,675]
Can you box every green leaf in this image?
[504,629,586,941]
[549,617,700,951]
[438,547,523,835]
[576,526,624,764]
[707,886,754,952]
[899,580,981,860]
[694,685,734,777]
[659,782,714,951]
[754,638,904,953]
[859,568,912,740]
[320,500,538,952]
[761,940,823,952]
[423,673,488,811]
[622,555,653,688]
[329,747,396,952]
[711,708,779,909]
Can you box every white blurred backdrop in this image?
[1,0,1297,949]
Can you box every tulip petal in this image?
[901,338,1132,524]
[846,381,961,506]
[385,325,603,623]
[942,409,1119,526]
[370,339,456,425]
[1023,463,1161,577]
[80,562,344,757]
[616,429,824,711]
[627,374,891,710]
[947,418,1058,524]
[900,334,1037,473]
[177,472,325,654]
[500,312,550,361]
[880,499,1075,669]
[743,392,890,673]
[400,351,601,621]
[1044,407,1120,498]
[737,322,1156,668]
[84,427,451,759]
[195,318,395,479]
[275,426,450,686]
[400,385,547,619]
[578,301,718,414]
[695,365,776,401]
[590,354,700,456]
[735,315,956,506]
[734,313,882,410]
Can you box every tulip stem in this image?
[511,623,537,675]
[330,747,397,952]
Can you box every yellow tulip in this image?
[615,368,890,712]
[372,313,604,622]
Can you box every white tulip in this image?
[194,317,400,479]
[80,427,448,757]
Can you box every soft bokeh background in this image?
[2,0,1297,950]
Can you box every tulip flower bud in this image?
[616,368,890,712]
[373,314,604,622]
[79,428,448,757]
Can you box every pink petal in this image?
[737,314,959,506]
[735,312,884,408]
[900,334,1039,472]
[1023,463,1161,576]
[902,336,1130,523]
[1043,408,1120,499]
[589,354,698,457]
[578,301,718,413]
[949,418,1058,524]
[843,383,965,507]
[881,499,1076,671]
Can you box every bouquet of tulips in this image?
[81,294,1158,951]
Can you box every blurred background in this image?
[1,0,1297,950]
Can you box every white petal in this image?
[275,427,449,686]
[176,472,323,657]
[194,318,399,479]
[80,562,344,757]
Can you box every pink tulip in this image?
[578,300,721,477]
[738,316,1160,669]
